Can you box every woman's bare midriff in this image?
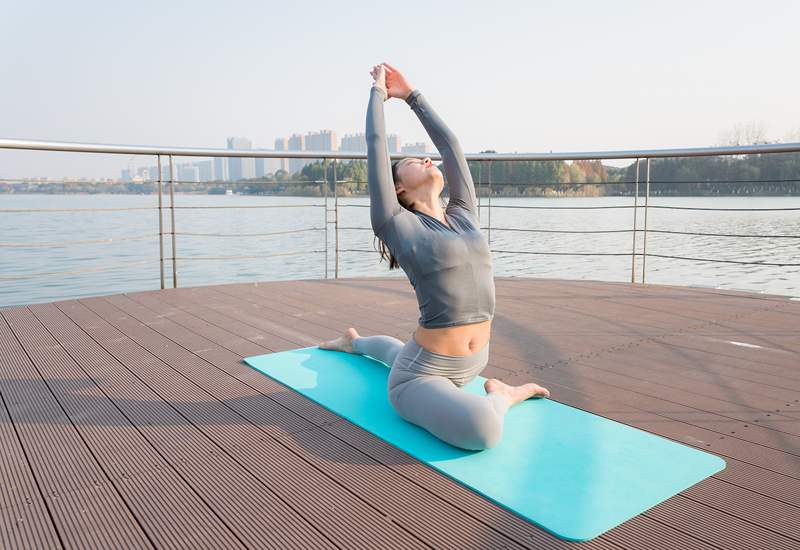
[413,319,491,357]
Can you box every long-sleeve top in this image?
[365,85,495,329]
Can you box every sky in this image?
[2,0,799,179]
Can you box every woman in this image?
[320,62,549,451]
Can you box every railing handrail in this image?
[2,137,800,161]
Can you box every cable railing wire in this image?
[338,203,636,210]
[648,205,800,211]
[646,229,800,239]
[167,249,323,262]
[175,228,324,238]
[486,227,633,235]
[4,202,795,214]
[642,254,800,267]
[492,250,636,257]
[173,204,324,210]
[0,206,158,213]
[482,227,800,238]
[486,204,635,210]
[342,247,800,267]
[0,234,159,248]
[318,224,800,239]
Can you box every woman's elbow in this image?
[365,131,383,145]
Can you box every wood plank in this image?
[3,278,798,549]
[50,300,344,549]
[27,302,252,549]
[0,384,62,550]
[0,309,154,549]
[119,284,800,550]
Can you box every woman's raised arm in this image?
[404,89,478,219]
[383,62,478,219]
[366,67,402,237]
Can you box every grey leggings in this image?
[352,334,510,450]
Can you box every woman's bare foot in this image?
[484,378,550,406]
[319,327,361,353]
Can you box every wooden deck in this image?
[1,277,798,549]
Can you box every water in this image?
[1,194,798,307]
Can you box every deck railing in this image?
[1,138,799,294]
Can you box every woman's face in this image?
[396,157,441,193]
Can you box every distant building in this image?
[274,137,289,173]
[287,133,308,175]
[194,160,214,182]
[227,137,255,181]
[273,130,341,176]
[152,163,170,181]
[340,132,400,154]
[254,154,265,178]
[214,157,228,181]
[180,164,200,183]
[402,142,429,154]
[340,133,366,152]
[387,134,401,154]
[138,166,155,181]
[305,130,337,152]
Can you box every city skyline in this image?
[116,131,430,183]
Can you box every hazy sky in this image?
[2,0,799,178]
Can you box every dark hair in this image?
[376,159,411,270]
[391,159,402,185]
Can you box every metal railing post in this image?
[168,155,178,288]
[487,160,492,244]
[477,161,482,224]
[630,158,640,283]
[157,155,165,289]
[333,159,339,279]
[641,158,651,284]
[323,158,328,280]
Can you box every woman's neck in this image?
[413,201,446,223]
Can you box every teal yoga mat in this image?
[244,346,726,541]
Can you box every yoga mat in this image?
[244,346,726,541]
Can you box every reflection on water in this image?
[1,194,798,307]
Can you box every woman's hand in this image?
[369,64,388,99]
[382,62,415,100]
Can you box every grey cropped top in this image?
[365,85,495,329]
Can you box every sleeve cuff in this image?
[404,89,421,108]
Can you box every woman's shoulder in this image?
[378,208,422,242]
[446,205,480,230]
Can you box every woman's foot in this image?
[319,327,361,353]
[484,378,550,406]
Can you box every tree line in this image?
[2,152,797,196]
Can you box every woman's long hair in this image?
[376,160,446,270]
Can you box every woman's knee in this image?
[463,412,504,450]
[386,374,505,450]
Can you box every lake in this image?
[1,194,798,307]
